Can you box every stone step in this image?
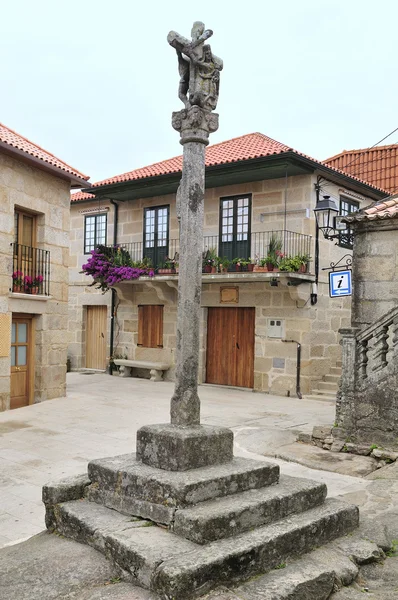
[306,393,336,402]
[86,454,280,524]
[324,374,341,383]
[330,366,342,376]
[52,497,358,600]
[173,475,327,543]
[318,381,338,391]
[205,543,359,600]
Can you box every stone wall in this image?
[336,217,398,449]
[0,153,71,410]
[68,173,373,394]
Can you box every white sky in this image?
[2,0,397,183]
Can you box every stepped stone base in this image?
[43,451,359,599]
[136,424,234,471]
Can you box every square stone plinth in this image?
[136,424,234,471]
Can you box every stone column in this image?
[170,108,218,425]
[335,327,358,435]
[135,26,233,471]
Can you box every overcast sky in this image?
[2,0,397,184]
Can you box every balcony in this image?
[11,243,51,296]
[113,230,314,286]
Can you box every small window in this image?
[138,305,164,348]
[84,214,107,254]
[338,198,359,249]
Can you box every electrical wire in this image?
[325,126,398,183]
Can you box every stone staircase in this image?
[306,361,342,402]
[43,453,358,599]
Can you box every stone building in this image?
[68,132,385,398]
[0,122,90,411]
[337,196,398,448]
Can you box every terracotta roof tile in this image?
[344,194,398,222]
[71,191,93,202]
[324,144,398,194]
[71,132,388,202]
[0,122,89,181]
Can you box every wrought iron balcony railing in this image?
[116,230,312,273]
[11,243,51,296]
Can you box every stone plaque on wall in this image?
[220,286,239,304]
[0,314,11,357]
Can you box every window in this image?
[138,305,164,348]
[143,206,169,268]
[338,197,359,249]
[84,213,107,254]
[219,195,251,261]
[14,209,36,248]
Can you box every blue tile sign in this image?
[329,270,352,297]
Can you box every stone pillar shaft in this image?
[170,141,205,425]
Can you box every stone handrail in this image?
[339,306,398,391]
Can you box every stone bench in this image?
[113,359,171,382]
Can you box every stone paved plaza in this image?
[0,372,382,549]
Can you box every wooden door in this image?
[11,317,32,409]
[206,307,255,388]
[86,306,107,370]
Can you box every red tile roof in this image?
[71,132,388,202]
[71,191,93,202]
[345,195,398,222]
[0,122,89,182]
[324,144,398,195]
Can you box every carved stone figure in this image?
[168,21,223,113]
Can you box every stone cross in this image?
[168,22,222,426]
[136,23,232,473]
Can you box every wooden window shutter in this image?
[138,305,163,348]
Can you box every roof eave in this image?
[0,141,91,189]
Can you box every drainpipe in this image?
[311,178,321,306]
[109,199,119,375]
[282,339,302,399]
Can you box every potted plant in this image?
[297,254,311,273]
[202,248,218,273]
[23,275,33,293]
[253,258,268,272]
[247,258,255,272]
[232,257,250,272]
[31,274,44,294]
[265,253,279,272]
[158,257,177,274]
[279,257,301,272]
[12,271,24,292]
[218,257,230,273]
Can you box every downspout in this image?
[282,339,302,399]
[311,177,321,305]
[109,199,119,375]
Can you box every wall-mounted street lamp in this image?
[313,195,340,240]
[314,195,348,240]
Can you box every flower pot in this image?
[204,265,212,273]
[299,264,308,273]
[31,287,39,295]
[253,266,267,272]
[266,264,275,272]
[211,266,217,274]
[235,265,241,272]
[158,268,175,275]
[247,264,254,272]
[12,284,22,293]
